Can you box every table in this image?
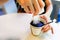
[0,13,60,40]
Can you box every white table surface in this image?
[55,0,60,1]
[0,13,60,40]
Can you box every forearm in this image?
[45,4,53,17]
[44,4,53,22]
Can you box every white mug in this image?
[30,21,53,36]
[30,20,44,36]
[30,24,44,36]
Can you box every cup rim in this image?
[30,21,45,27]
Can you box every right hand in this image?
[17,0,45,16]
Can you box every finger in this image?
[17,0,30,13]
[18,0,34,13]
[41,24,49,31]
[23,5,30,13]
[40,15,47,24]
[32,0,41,16]
[25,0,35,13]
[44,25,50,31]
[43,27,50,33]
[42,24,51,32]
[27,3,35,14]
[38,0,45,8]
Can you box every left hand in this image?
[41,24,54,34]
[40,14,54,34]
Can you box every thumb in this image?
[40,15,47,24]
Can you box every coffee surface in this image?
[30,21,45,27]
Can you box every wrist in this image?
[43,14,52,23]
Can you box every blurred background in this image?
[0,0,60,22]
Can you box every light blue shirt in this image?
[4,0,17,14]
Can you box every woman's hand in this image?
[40,14,54,34]
[41,23,54,34]
[17,0,45,16]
